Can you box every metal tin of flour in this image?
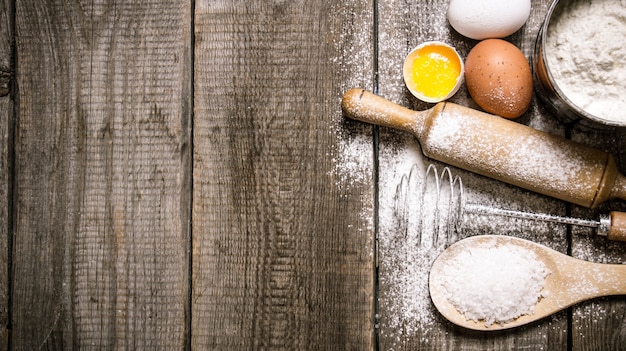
[533,0,626,130]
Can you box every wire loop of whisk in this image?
[394,163,464,248]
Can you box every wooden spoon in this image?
[429,235,626,331]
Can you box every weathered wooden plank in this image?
[0,0,9,92]
[569,128,626,351]
[12,1,191,349]
[0,97,8,351]
[192,0,375,349]
[0,0,12,348]
[376,0,568,349]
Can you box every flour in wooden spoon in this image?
[434,238,551,326]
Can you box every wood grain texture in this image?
[376,0,568,350]
[6,0,626,350]
[12,1,191,349]
[192,0,375,349]
[0,95,8,351]
[0,0,12,348]
[0,0,9,96]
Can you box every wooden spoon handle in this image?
[591,262,626,296]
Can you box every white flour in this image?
[545,0,626,123]
[434,238,551,326]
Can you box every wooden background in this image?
[1,0,625,350]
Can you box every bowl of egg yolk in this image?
[403,41,464,103]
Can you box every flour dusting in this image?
[377,144,463,340]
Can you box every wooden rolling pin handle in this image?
[608,211,626,242]
[341,88,434,137]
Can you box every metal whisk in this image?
[394,163,464,248]
[395,164,626,242]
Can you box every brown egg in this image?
[464,39,533,119]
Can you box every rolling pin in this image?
[342,88,626,210]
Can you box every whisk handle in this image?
[608,211,626,242]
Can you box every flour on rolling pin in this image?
[426,107,602,201]
[342,89,626,209]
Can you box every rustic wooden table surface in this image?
[1,0,625,350]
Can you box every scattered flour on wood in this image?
[377,143,463,341]
[434,238,551,326]
[328,0,375,194]
[331,132,373,190]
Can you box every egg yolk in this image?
[408,45,462,100]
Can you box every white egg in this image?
[447,0,531,40]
